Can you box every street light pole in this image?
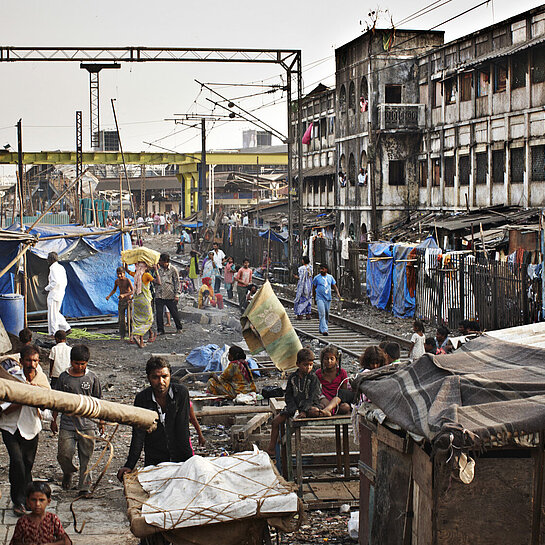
[201,118,207,231]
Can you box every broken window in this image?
[445,78,457,105]
[385,85,402,104]
[432,158,441,186]
[388,160,405,186]
[510,147,524,183]
[492,149,505,184]
[494,61,508,92]
[476,68,490,97]
[348,81,356,110]
[476,152,488,184]
[532,44,545,84]
[444,156,455,186]
[512,52,527,89]
[459,155,470,186]
[531,145,545,181]
[339,85,347,112]
[461,73,472,101]
[418,160,427,187]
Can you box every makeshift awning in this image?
[259,229,287,243]
[359,334,545,451]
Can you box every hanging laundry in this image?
[302,122,313,145]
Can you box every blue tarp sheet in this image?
[186,343,260,376]
[5,224,131,317]
[259,229,287,243]
[0,240,21,295]
[392,245,415,318]
[367,243,393,310]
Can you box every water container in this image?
[0,294,25,336]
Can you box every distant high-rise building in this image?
[242,130,271,149]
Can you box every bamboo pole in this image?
[0,241,35,280]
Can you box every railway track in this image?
[170,256,410,360]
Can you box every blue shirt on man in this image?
[313,273,336,302]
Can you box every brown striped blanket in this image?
[359,334,545,450]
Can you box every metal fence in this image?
[416,252,541,331]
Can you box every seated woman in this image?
[207,345,257,399]
[198,277,216,309]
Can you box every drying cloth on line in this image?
[241,280,302,371]
[122,247,160,267]
[359,334,545,454]
[136,447,299,530]
[0,377,157,431]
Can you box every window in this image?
[432,81,442,108]
[476,152,488,184]
[459,155,470,185]
[329,117,335,135]
[461,73,472,101]
[444,156,455,186]
[492,149,505,184]
[385,85,402,104]
[531,145,545,181]
[320,117,327,138]
[339,85,347,112]
[360,76,368,100]
[418,160,427,187]
[512,52,527,90]
[445,78,457,105]
[432,158,441,186]
[348,81,356,110]
[532,44,545,84]
[348,153,356,186]
[494,62,508,92]
[510,147,525,183]
[388,160,405,186]
[476,68,490,97]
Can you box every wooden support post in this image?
[342,424,350,478]
[531,432,545,545]
[285,419,293,482]
[295,427,303,496]
[335,425,342,472]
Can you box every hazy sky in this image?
[0,0,543,179]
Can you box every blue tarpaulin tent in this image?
[5,224,131,318]
[259,229,288,243]
[367,243,394,310]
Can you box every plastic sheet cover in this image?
[5,224,131,318]
[392,244,415,318]
[366,243,393,310]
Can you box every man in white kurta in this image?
[45,252,70,336]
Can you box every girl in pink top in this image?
[316,345,351,416]
[224,257,235,299]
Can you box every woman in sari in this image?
[126,262,159,348]
[206,345,256,399]
[293,256,313,320]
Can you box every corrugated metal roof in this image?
[302,165,335,178]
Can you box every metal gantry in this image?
[0,45,304,261]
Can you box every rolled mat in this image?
[240,280,302,371]
[0,378,157,432]
[122,247,161,267]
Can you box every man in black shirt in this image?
[117,357,192,481]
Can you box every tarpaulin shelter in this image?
[356,329,545,545]
[0,230,38,295]
[258,229,287,243]
[5,224,131,318]
[366,243,393,310]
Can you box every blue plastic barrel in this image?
[0,294,24,336]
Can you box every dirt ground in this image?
[0,233,367,544]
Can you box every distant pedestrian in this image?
[155,254,183,335]
[153,213,160,236]
[45,252,70,337]
[159,214,166,234]
[408,319,425,362]
[312,264,341,336]
[235,259,253,312]
[51,344,104,498]
[224,257,235,299]
[189,250,200,292]
[211,242,226,294]
[106,266,134,339]
[294,256,313,320]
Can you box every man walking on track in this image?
[45,252,71,336]
[312,264,341,336]
[155,253,183,335]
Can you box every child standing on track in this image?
[48,330,71,389]
[408,319,426,362]
[266,348,323,456]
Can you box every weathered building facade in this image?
[334,5,545,239]
[299,84,336,211]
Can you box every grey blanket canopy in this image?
[359,334,545,450]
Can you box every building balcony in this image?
[378,104,425,131]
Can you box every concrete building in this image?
[335,28,443,241]
[335,5,545,239]
[299,84,336,212]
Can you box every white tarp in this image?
[138,447,298,530]
[487,322,545,348]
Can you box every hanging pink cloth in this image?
[134,262,148,295]
[302,122,313,145]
